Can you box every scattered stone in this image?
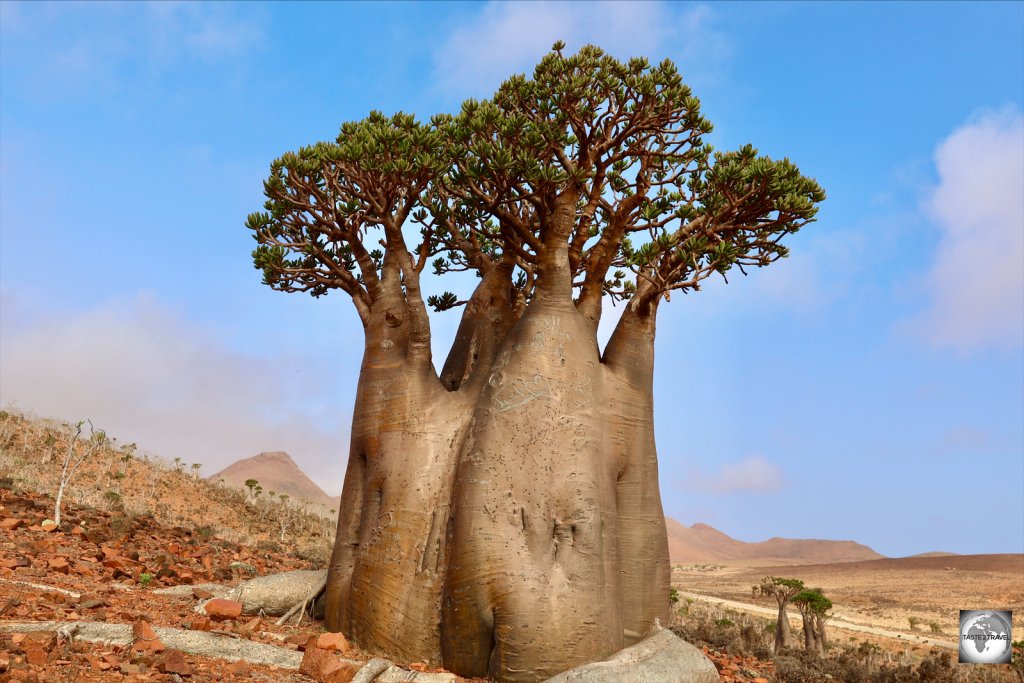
[189,617,212,632]
[1,518,24,531]
[204,598,243,621]
[324,662,360,683]
[23,642,48,666]
[156,649,192,676]
[299,646,342,681]
[226,659,250,676]
[47,557,70,574]
[317,631,350,652]
[192,587,215,600]
[80,597,109,610]
[131,619,165,653]
[39,520,58,532]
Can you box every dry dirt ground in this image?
[673,555,1024,652]
[0,489,473,682]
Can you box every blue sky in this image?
[1,1,1021,557]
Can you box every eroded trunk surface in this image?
[324,297,475,663]
[443,300,622,681]
[603,303,671,645]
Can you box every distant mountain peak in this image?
[208,451,340,512]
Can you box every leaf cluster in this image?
[246,43,825,318]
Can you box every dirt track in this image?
[678,590,959,651]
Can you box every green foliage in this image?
[793,588,833,616]
[247,44,824,313]
[139,572,153,587]
[669,587,679,604]
[714,618,734,628]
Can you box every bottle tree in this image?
[247,44,824,682]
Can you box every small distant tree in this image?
[908,616,920,631]
[244,478,259,501]
[119,443,136,477]
[792,588,831,657]
[173,456,184,474]
[761,577,804,652]
[277,494,293,541]
[190,463,201,480]
[53,420,107,526]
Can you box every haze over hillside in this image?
[209,451,340,512]
[665,518,884,565]
[211,452,886,563]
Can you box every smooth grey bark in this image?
[322,202,672,681]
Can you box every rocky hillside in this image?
[0,410,335,561]
[665,519,883,565]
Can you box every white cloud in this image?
[432,2,728,96]
[0,293,348,496]
[684,454,785,494]
[903,108,1024,351]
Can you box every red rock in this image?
[0,558,19,569]
[317,631,351,653]
[192,587,214,600]
[86,655,111,671]
[47,557,70,574]
[226,660,250,676]
[80,597,108,610]
[132,619,165,652]
[204,598,243,621]
[409,661,428,672]
[189,616,212,631]
[239,616,260,634]
[0,517,24,530]
[39,520,58,532]
[324,663,360,683]
[71,526,86,536]
[299,646,342,681]
[156,649,192,676]
[23,643,47,666]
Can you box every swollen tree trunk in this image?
[443,297,621,681]
[602,301,671,645]
[814,614,828,656]
[325,202,671,681]
[324,266,516,665]
[799,609,818,655]
[774,596,794,652]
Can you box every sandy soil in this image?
[672,554,1024,651]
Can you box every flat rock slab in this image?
[0,621,459,681]
[543,627,718,683]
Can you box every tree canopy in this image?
[248,43,824,330]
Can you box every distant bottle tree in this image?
[793,588,832,656]
[248,43,824,682]
[761,577,805,652]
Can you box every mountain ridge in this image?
[211,452,884,564]
[665,517,884,565]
